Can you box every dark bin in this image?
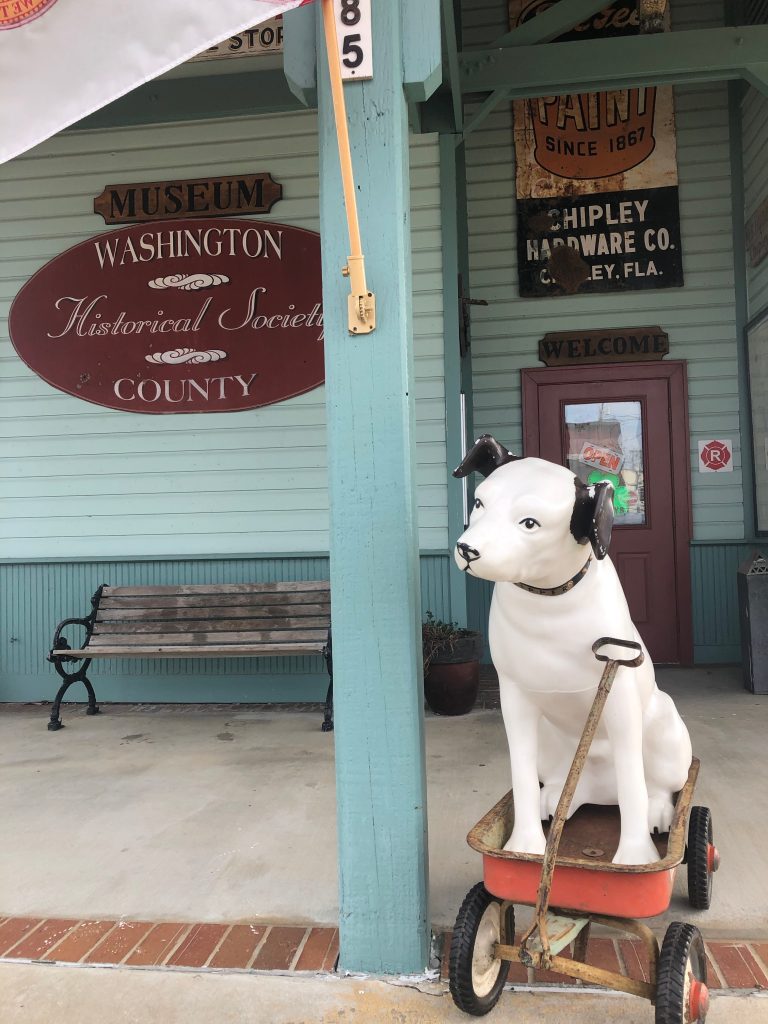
[738,551,768,694]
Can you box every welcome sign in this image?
[9,219,324,414]
[510,0,684,297]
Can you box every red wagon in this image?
[448,639,719,1023]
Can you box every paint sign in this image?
[509,0,683,297]
[336,0,373,80]
[8,220,324,414]
[698,440,733,473]
[189,18,284,60]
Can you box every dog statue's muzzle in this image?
[456,542,481,571]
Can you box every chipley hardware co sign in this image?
[9,219,324,413]
[510,0,684,297]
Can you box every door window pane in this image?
[564,401,646,525]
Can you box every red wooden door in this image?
[522,362,692,664]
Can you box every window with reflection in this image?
[564,401,646,525]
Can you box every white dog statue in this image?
[454,434,692,866]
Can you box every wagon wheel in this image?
[449,883,515,1016]
[655,922,709,1024]
[687,806,718,910]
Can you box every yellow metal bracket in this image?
[321,0,376,334]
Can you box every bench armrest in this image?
[48,585,105,662]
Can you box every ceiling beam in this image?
[744,62,768,96]
[460,25,768,98]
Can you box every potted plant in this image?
[422,612,485,716]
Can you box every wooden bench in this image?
[47,581,333,732]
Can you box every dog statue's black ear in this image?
[570,479,614,559]
[453,434,519,479]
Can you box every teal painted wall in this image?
[742,86,768,321]
[0,114,447,558]
[0,553,452,703]
[461,0,748,662]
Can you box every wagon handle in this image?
[519,637,642,969]
[592,636,644,667]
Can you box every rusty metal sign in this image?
[8,219,324,414]
[510,0,683,297]
[93,173,282,225]
[538,326,669,365]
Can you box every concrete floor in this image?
[2,962,767,1024]
[0,665,766,937]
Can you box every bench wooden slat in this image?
[53,643,325,658]
[88,628,329,646]
[99,593,330,610]
[95,603,331,622]
[105,582,330,597]
[94,616,330,635]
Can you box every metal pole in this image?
[320,0,375,333]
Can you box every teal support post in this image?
[316,3,431,975]
[441,0,464,131]
[728,81,756,539]
[440,134,473,627]
[402,0,442,102]
[283,4,317,108]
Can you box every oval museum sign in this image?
[9,219,324,414]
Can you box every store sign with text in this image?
[509,0,684,297]
[93,173,282,225]
[538,326,669,365]
[189,18,284,60]
[9,220,324,414]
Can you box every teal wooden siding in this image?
[742,86,768,320]
[0,553,452,702]
[0,114,446,558]
[690,542,754,663]
[462,0,747,662]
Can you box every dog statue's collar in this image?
[514,556,592,597]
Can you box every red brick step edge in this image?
[0,917,338,973]
[1,915,766,990]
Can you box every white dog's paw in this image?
[647,794,675,834]
[612,834,660,866]
[504,826,547,856]
[540,784,563,820]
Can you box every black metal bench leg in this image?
[48,677,73,731]
[321,633,333,732]
[48,656,98,731]
[322,679,334,733]
[84,678,100,716]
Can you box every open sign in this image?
[580,442,625,474]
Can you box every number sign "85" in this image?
[336,0,373,80]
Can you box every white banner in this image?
[0,0,311,165]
